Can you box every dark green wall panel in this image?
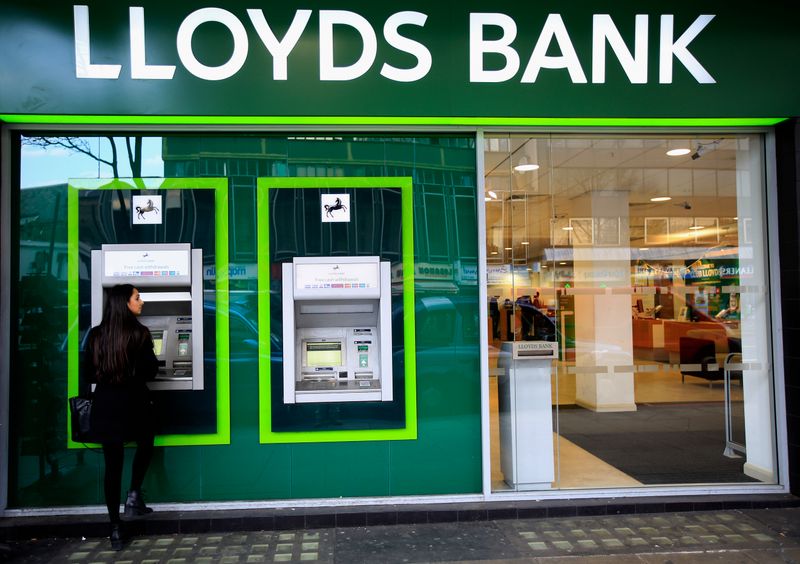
[290,444,391,498]
[8,134,480,508]
[2,2,799,118]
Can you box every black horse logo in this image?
[323,197,347,218]
[135,199,160,220]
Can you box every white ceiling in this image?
[483,135,756,257]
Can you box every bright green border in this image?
[66,178,230,448]
[257,177,417,444]
[0,114,787,127]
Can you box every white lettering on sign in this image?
[73,5,122,79]
[469,13,520,83]
[659,15,716,84]
[521,14,587,83]
[72,6,716,85]
[470,13,715,84]
[247,9,312,80]
[319,10,378,81]
[177,7,249,81]
[130,7,176,79]
[592,14,648,84]
[380,12,432,82]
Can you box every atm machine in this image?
[282,256,393,403]
[91,243,204,391]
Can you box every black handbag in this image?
[69,395,98,443]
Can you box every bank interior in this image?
[484,134,772,492]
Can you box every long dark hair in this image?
[90,284,150,384]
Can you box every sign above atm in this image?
[0,1,798,121]
[101,243,193,286]
[294,259,381,299]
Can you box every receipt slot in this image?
[497,341,558,490]
[91,243,204,391]
[282,256,392,403]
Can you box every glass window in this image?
[10,134,480,508]
[485,134,775,491]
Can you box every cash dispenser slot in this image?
[282,256,393,404]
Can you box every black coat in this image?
[84,326,159,443]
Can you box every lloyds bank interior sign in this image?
[0,1,798,121]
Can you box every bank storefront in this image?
[1,1,798,514]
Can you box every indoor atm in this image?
[282,256,393,403]
[91,243,204,391]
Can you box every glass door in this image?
[486,135,562,491]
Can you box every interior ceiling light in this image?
[688,225,705,230]
[484,197,491,201]
[491,251,498,255]
[562,226,574,231]
[504,247,513,250]
[487,190,498,199]
[559,261,567,265]
[514,163,540,172]
[650,196,672,202]
[666,148,691,156]
[521,241,530,245]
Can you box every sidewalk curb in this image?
[2,494,798,541]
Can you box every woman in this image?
[84,284,158,550]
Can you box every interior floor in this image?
[490,364,745,491]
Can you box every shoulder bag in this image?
[69,394,99,443]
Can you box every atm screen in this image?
[151,330,164,356]
[306,341,342,367]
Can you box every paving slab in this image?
[1,508,799,563]
[744,507,800,537]
[335,521,521,563]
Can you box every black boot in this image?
[109,522,123,551]
[124,489,153,518]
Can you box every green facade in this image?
[1,1,799,120]
[8,135,480,507]
[5,0,800,512]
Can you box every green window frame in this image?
[257,177,418,443]
[66,178,231,447]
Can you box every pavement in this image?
[2,506,800,563]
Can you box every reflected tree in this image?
[13,135,147,492]
[23,136,147,243]
[23,136,144,177]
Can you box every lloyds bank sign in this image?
[75,7,714,84]
[0,1,798,121]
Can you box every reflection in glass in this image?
[12,134,480,507]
